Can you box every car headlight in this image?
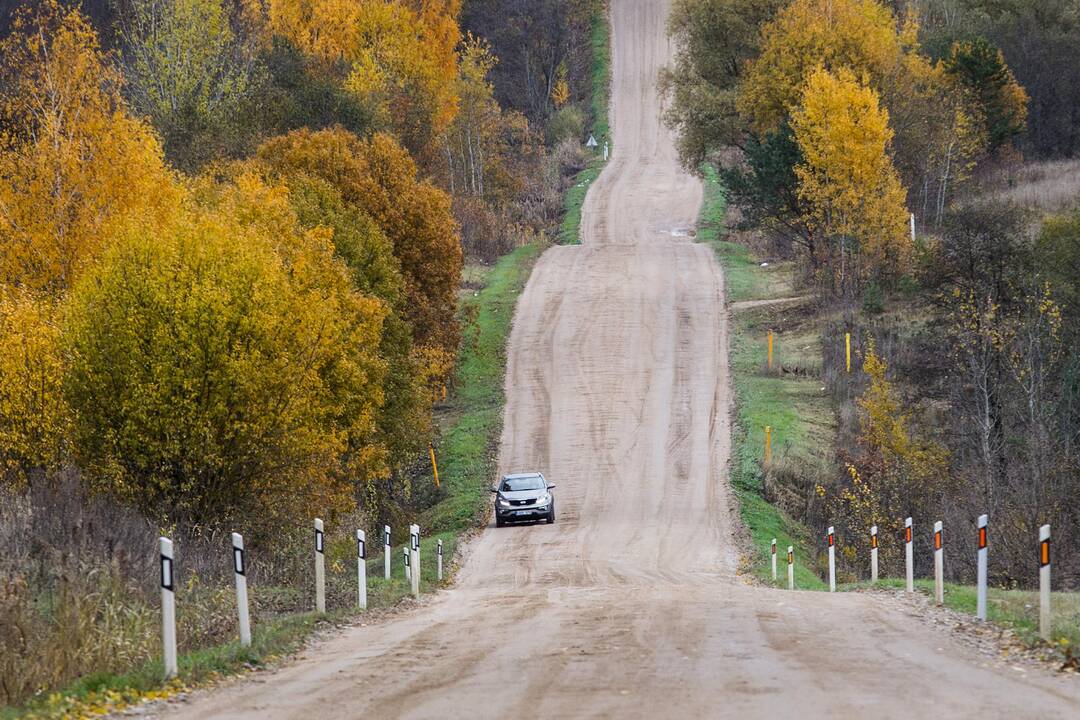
[537,493,552,506]
[497,498,511,508]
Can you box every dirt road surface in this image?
[161,1,1080,717]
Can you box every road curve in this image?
[161,1,1080,717]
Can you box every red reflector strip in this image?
[828,533,834,547]
[905,527,912,544]
[871,535,878,549]
[934,531,942,550]
[1041,540,1051,567]
[787,552,793,564]
[978,527,987,550]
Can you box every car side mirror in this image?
[490,485,498,493]
[547,484,556,490]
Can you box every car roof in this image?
[503,472,544,480]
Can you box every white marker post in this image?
[314,518,326,613]
[159,537,178,678]
[910,212,916,241]
[1040,524,1051,641]
[771,539,778,581]
[787,546,794,590]
[976,515,988,621]
[437,539,444,582]
[403,546,410,582]
[870,525,878,583]
[933,521,944,606]
[383,524,391,580]
[827,526,836,592]
[604,142,609,161]
[410,524,420,599]
[232,533,251,647]
[356,529,367,610]
[904,517,914,593]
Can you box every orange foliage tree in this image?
[0,1,178,294]
[256,128,462,377]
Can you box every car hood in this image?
[499,489,547,500]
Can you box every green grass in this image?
[844,578,1080,650]
[698,165,831,590]
[560,5,612,245]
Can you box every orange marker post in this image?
[845,333,852,373]
[764,426,772,468]
[767,330,774,372]
[429,446,440,488]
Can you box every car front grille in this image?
[510,499,535,506]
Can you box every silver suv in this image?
[492,472,555,527]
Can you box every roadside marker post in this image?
[933,521,944,606]
[437,539,444,581]
[231,533,251,647]
[604,141,609,161]
[845,333,852,373]
[771,538,778,581]
[870,525,878,583]
[357,529,367,610]
[1040,524,1051,641]
[827,526,836,592]
[787,546,794,590]
[767,330,774,371]
[410,524,420,599]
[429,446,440,488]
[764,426,772,468]
[384,525,391,580]
[159,537,178,679]
[904,517,914,592]
[910,212,916,241]
[403,546,410,582]
[976,515,988,621]
[314,518,326,613]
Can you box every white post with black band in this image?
[357,529,367,610]
[904,517,914,593]
[437,539,444,581]
[771,538,777,582]
[314,518,326,613]
[870,525,878,583]
[232,532,251,647]
[933,520,944,606]
[384,524,391,580]
[827,526,836,593]
[403,546,410,581]
[1040,524,1051,641]
[159,536,177,678]
[976,514,988,621]
[410,524,420,599]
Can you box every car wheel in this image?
[495,515,505,528]
[546,507,555,524]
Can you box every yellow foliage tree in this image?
[268,0,461,156]
[0,1,178,294]
[791,67,910,289]
[65,174,389,528]
[0,290,67,487]
[737,0,907,136]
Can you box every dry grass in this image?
[977,158,1080,214]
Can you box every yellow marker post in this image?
[845,333,852,373]
[764,426,772,468]
[429,446,440,488]
[767,330,774,372]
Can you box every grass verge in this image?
[846,578,1080,651]
[698,165,831,590]
[560,4,612,245]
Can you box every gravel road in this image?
[159,1,1080,717]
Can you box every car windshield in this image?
[501,475,545,492]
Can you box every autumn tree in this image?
[267,0,461,160]
[256,128,462,375]
[64,175,389,529]
[112,0,259,169]
[0,1,178,294]
[791,67,910,292]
